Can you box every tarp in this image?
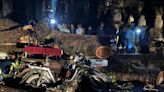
[24,46,63,56]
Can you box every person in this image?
[75,24,85,35]
[87,26,96,35]
[97,22,106,35]
[70,24,75,34]
[118,15,135,52]
[149,14,163,53]
[112,9,124,52]
[116,28,126,53]
[19,20,38,46]
[125,27,136,53]
[135,15,149,53]
[58,23,70,33]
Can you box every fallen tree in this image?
[0,19,24,52]
[33,21,112,57]
[33,21,164,84]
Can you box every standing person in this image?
[58,23,70,33]
[149,14,163,53]
[97,22,106,35]
[75,24,85,35]
[70,24,75,34]
[122,15,135,46]
[126,28,135,53]
[139,27,149,53]
[136,15,149,53]
[123,15,136,53]
[87,26,96,35]
[112,9,124,52]
[125,26,136,53]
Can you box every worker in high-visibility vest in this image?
[20,20,38,45]
[9,54,21,78]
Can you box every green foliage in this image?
[9,55,21,78]
[106,72,117,84]
[45,33,54,40]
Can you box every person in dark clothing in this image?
[70,24,75,34]
[117,28,126,53]
[87,26,96,35]
[97,22,106,35]
[138,27,149,53]
[136,15,149,53]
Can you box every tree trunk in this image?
[2,0,13,17]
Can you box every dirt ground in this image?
[0,85,28,92]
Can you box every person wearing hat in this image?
[123,15,136,53]
[136,15,149,53]
[149,14,163,53]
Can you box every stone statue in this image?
[149,14,163,52]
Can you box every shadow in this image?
[0,25,22,31]
[97,35,112,46]
[3,77,46,92]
